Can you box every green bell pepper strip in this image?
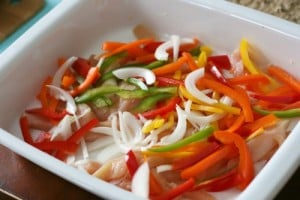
[75,85,122,103]
[99,51,127,73]
[127,77,148,90]
[117,86,177,99]
[148,126,214,152]
[132,93,173,113]
[253,106,300,118]
[100,60,167,82]
[92,96,113,108]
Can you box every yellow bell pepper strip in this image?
[151,178,195,200]
[199,77,254,122]
[181,144,238,179]
[253,106,300,118]
[148,126,214,152]
[19,116,34,145]
[193,168,240,192]
[267,65,300,93]
[239,39,259,74]
[70,66,101,97]
[172,141,220,170]
[152,56,187,76]
[214,131,254,189]
[141,97,181,119]
[126,150,139,178]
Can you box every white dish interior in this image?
[0,0,299,199]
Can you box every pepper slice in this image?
[132,93,173,113]
[148,126,214,152]
[126,150,139,178]
[214,131,254,189]
[25,108,68,120]
[253,106,300,118]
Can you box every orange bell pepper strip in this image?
[198,77,254,122]
[70,67,101,97]
[214,131,254,189]
[101,38,154,59]
[228,74,270,86]
[268,65,300,93]
[102,41,125,52]
[226,114,245,132]
[152,56,187,76]
[180,144,238,179]
[182,52,198,71]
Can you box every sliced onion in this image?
[155,35,194,61]
[90,127,114,136]
[132,161,150,199]
[50,115,73,141]
[185,68,217,104]
[47,85,77,115]
[87,136,114,152]
[156,164,172,173]
[111,114,128,153]
[123,111,143,144]
[96,143,122,163]
[112,67,156,85]
[80,139,89,159]
[52,56,78,87]
[160,105,187,144]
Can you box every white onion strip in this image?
[112,67,156,85]
[52,56,77,87]
[132,162,150,199]
[160,105,187,144]
[155,35,194,61]
[184,68,217,104]
[47,85,77,115]
[90,127,113,136]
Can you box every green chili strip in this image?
[148,126,214,152]
[132,93,173,113]
[253,106,300,118]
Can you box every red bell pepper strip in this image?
[156,77,184,87]
[67,118,99,143]
[126,150,139,178]
[151,178,195,200]
[207,55,232,70]
[149,172,164,196]
[71,58,91,77]
[250,92,300,104]
[193,168,241,192]
[33,141,78,154]
[19,116,34,144]
[144,41,163,53]
[25,108,68,120]
[282,100,300,110]
[141,97,181,119]
[214,131,254,189]
[207,65,228,85]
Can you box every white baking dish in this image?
[0,0,299,199]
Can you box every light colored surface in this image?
[0,0,299,199]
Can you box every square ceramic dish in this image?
[0,0,299,199]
